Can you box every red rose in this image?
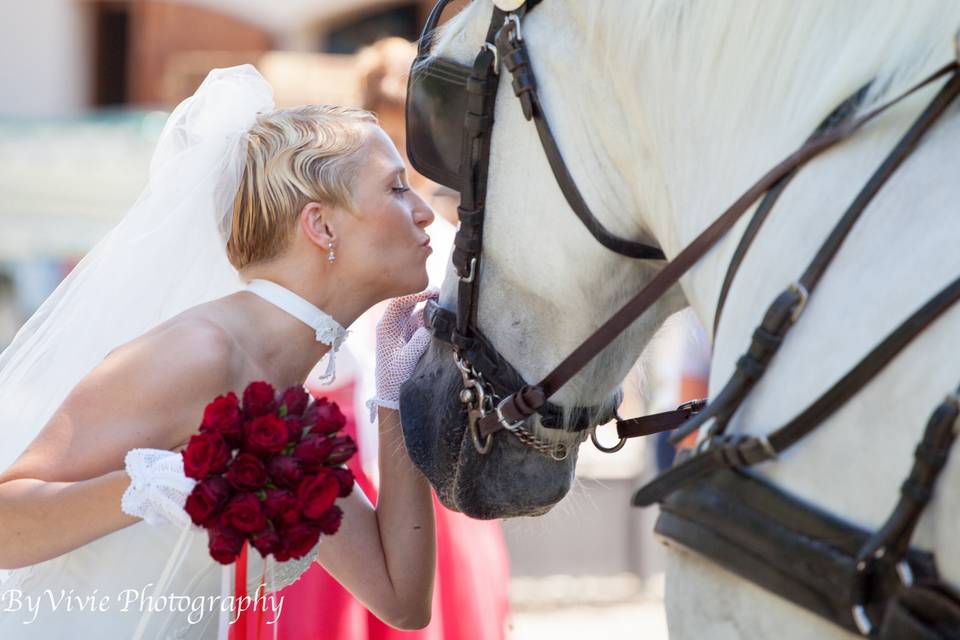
[275,522,321,562]
[284,416,305,445]
[326,435,358,465]
[242,381,277,418]
[200,392,243,446]
[314,505,343,536]
[297,470,339,520]
[279,386,309,418]
[304,398,346,435]
[330,467,354,498]
[262,488,297,519]
[293,434,334,470]
[267,456,304,488]
[208,525,245,565]
[251,526,281,558]
[220,493,267,533]
[225,453,268,491]
[184,476,232,526]
[243,414,289,455]
[182,432,231,480]
[276,507,302,528]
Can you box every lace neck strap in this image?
[245,278,349,385]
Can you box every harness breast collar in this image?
[408,1,960,636]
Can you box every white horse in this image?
[400,1,960,637]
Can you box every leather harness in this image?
[407,2,960,636]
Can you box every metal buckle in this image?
[495,396,523,432]
[851,605,874,637]
[757,435,779,461]
[483,42,499,72]
[505,13,523,42]
[459,257,477,283]
[787,282,809,323]
[851,554,914,635]
[677,398,706,416]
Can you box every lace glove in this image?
[245,539,324,595]
[121,448,197,528]
[365,288,440,422]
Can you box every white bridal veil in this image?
[0,65,273,472]
[0,65,275,636]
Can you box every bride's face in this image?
[338,126,435,298]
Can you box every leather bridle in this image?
[407,0,960,464]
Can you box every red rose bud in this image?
[267,456,304,488]
[284,416,304,445]
[200,392,243,446]
[293,435,334,470]
[275,522,321,562]
[325,435,357,465]
[182,432,231,480]
[262,488,298,519]
[184,476,232,526]
[330,467,354,498]
[280,386,309,418]
[315,505,343,536]
[305,398,347,435]
[225,453,268,491]
[297,470,339,520]
[242,381,277,418]
[208,525,245,565]
[251,526,281,558]
[243,414,289,455]
[220,493,267,533]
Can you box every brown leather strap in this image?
[495,18,665,259]
[634,271,960,507]
[855,391,958,570]
[670,66,960,445]
[682,70,960,447]
[616,400,706,439]
[478,60,958,437]
[452,7,506,337]
[712,84,870,338]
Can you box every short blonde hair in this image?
[227,104,377,271]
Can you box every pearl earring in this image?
[328,241,336,264]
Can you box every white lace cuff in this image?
[121,448,197,528]
[245,539,324,595]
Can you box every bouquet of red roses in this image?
[181,381,356,565]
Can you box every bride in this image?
[0,65,438,638]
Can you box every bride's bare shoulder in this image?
[108,296,248,368]
[1,305,247,483]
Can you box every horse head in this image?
[399,0,685,519]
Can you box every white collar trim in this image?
[245,278,349,385]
